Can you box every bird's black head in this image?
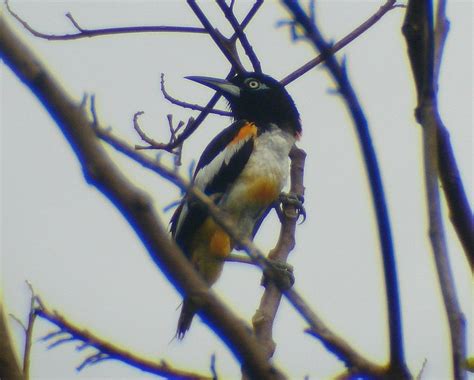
[186,72,301,136]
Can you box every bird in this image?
[170,71,302,338]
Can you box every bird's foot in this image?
[262,258,295,290]
[278,192,306,222]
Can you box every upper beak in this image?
[185,76,241,98]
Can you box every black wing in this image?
[170,120,256,257]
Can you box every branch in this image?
[187,0,246,73]
[5,0,206,40]
[403,1,467,379]
[432,0,473,265]
[216,0,262,73]
[95,106,385,376]
[34,300,212,379]
[133,0,263,151]
[161,73,231,116]
[19,282,37,379]
[0,14,285,380]
[282,2,410,379]
[251,146,305,359]
[281,0,401,86]
[0,302,24,380]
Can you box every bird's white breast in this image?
[222,125,295,236]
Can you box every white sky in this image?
[1,1,472,379]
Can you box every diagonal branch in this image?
[135,0,263,151]
[94,107,386,377]
[432,0,473,265]
[282,2,410,379]
[187,0,246,73]
[402,1,467,379]
[0,302,23,380]
[216,0,262,73]
[0,14,285,380]
[252,147,305,360]
[281,0,401,86]
[35,299,212,380]
[5,0,206,40]
[161,73,231,116]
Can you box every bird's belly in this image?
[222,129,294,235]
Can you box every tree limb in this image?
[402,1,467,378]
[432,0,473,265]
[252,146,305,360]
[0,13,285,380]
[0,301,24,380]
[34,299,212,380]
[281,0,401,86]
[282,2,410,379]
[160,73,231,116]
[94,107,386,377]
[216,0,262,73]
[5,0,206,40]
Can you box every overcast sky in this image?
[1,1,472,379]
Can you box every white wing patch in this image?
[194,136,250,191]
[174,130,255,236]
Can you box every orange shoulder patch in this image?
[230,122,257,145]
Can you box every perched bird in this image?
[170,72,302,338]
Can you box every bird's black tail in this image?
[176,299,196,339]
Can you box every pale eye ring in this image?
[245,79,260,89]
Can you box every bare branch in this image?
[94,118,385,376]
[433,0,473,264]
[23,282,37,379]
[5,0,206,40]
[136,0,263,152]
[403,2,467,378]
[0,14,285,380]
[34,300,212,380]
[187,0,246,73]
[216,0,262,72]
[281,0,400,86]
[283,2,409,378]
[0,302,24,380]
[161,73,231,116]
[132,111,162,149]
[433,0,449,89]
[252,146,305,360]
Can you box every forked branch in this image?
[34,299,212,379]
[5,0,206,40]
[282,2,410,378]
[0,14,284,380]
[403,1,467,378]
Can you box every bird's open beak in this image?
[185,76,241,98]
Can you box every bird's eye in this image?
[245,79,261,89]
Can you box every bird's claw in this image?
[279,192,306,223]
[261,258,295,290]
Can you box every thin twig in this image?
[433,0,449,91]
[22,282,37,379]
[34,302,211,380]
[5,0,206,40]
[216,0,262,72]
[0,302,23,380]
[403,1,467,378]
[94,115,383,376]
[282,2,409,379]
[0,15,285,379]
[187,0,246,73]
[281,0,400,86]
[136,0,263,151]
[160,73,231,116]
